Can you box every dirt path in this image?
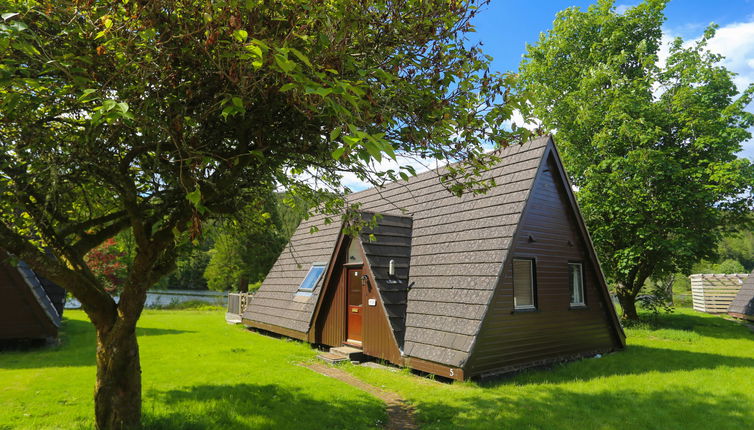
[301,363,417,430]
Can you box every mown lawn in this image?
[0,310,385,430]
[345,309,754,429]
[0,308,752,429]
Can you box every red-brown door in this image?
[346,267,363,344]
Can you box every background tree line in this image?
[85,190,305,293]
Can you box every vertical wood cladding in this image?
[313,251,347,347]
[467,155,620,376]
[362,259,404,365]
[309,232,349,346]
[312,237,403,365]
[0,261,57,340]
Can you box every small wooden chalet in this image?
[243,136,625,380]
[728,270,754,321]
[1,251,66,340]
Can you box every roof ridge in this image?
[345,135,552,200]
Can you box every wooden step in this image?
[330,345,366,361]
[316,351,349,364]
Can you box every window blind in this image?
[513,259,534,309]
[569,263,584,305]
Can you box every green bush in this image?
[152,300,223,311]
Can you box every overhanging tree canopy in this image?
[518,0,754,319]
[0,1,527,428]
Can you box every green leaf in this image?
[249,38,270,52]
[243,43,264,68]
[10,20,27,31]
[279,83,296,92]
[233,29,248,42]
[79,89,97,101]
[11,41,39,56]
[342,135,360,146]
[362,140,382,162]
[221,106,236,119]
[231,97,243,108]
[274,53,296,73]
[329,127,341,142]
[186,186,201,206]
[331,146,347,160]
[288,48,312,68]
[381,142,396,160]
[313,87,332,97]
[1,12,19,21]
[102,99,117,111]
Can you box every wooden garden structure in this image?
[689,273,748,314]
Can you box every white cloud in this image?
[706,22,754,160]
[704,21,754,93]
[661,20,754,159]
[287,153,442,193]
[507,108,542,132]
[340,153,444,192]
[615,4,635,15]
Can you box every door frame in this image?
[344,263,364,346]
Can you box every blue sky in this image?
[340,0,754,190]
[470,0,754,159]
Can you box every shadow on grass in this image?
[0,318,193,369]
[143,383,385,430]
[416,386,750,429]
[646,312,754,340]
[480,345,754,387]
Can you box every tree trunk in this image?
[617,291,639,321]
[94,322,142,430]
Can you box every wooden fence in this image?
[226,292,252,324]
[690,274,748,314]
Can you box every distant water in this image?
[65,289,227,309]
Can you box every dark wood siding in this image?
[466,155,620,377]
[313,260,347,347]
[312,237,403,364]
[362,261,403,365]
[0,262,57,340]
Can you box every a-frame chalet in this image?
[243,136,625,380]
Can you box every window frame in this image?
[569,262,586,308]
[296,263,327,295]
[512,258,537,311]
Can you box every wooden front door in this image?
[346,267,363,344]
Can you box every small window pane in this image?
[513,259,535,309]
[569,263,584,306]
[348,270,362,306]
[298,265,326,292]
[347,240,363,263]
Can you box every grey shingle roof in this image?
[16,261,61,328]
[244,135,550,367]
[728,271,754,318]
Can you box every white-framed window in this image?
[297,263,326,295]
[569,262,585,306]
[513,258,536,310]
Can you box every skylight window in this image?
[298,264,326,293]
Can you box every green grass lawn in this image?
[0,309,385,430]
[1,308,752,429]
